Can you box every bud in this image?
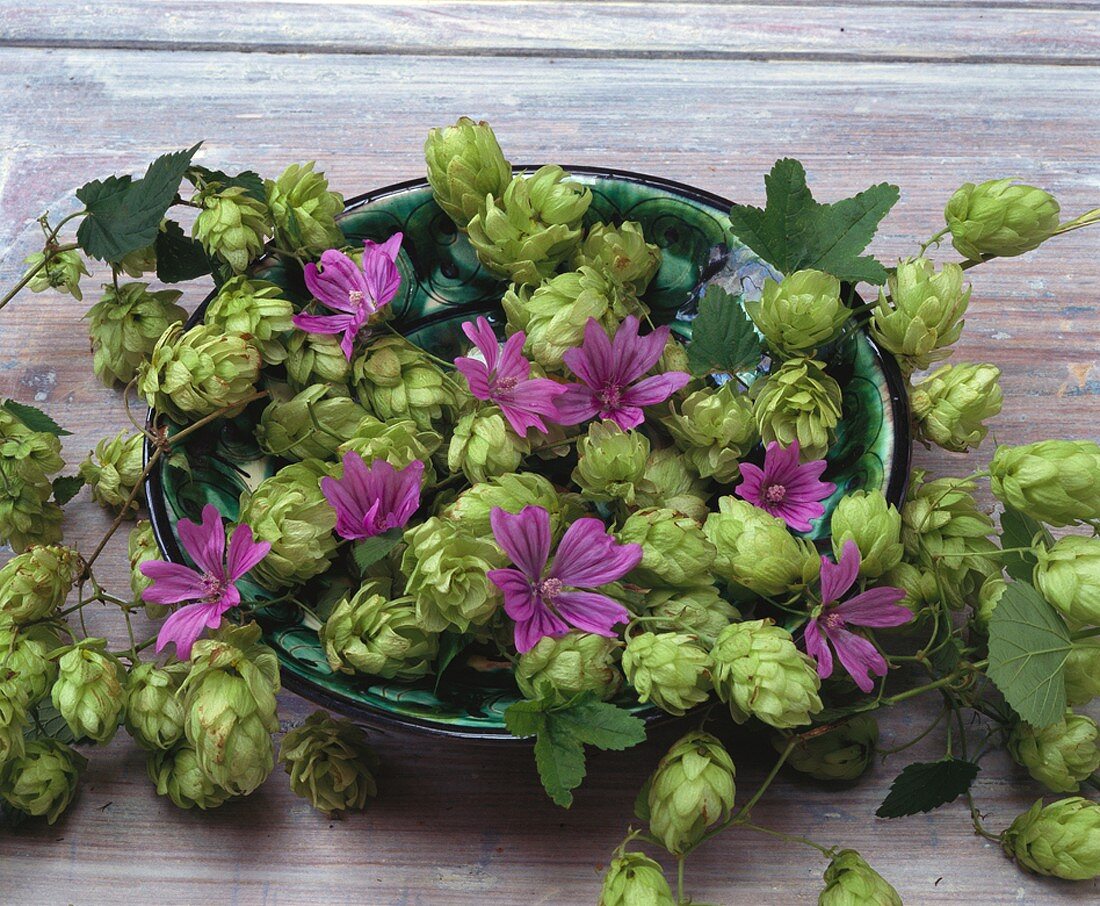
[86,281,187,387]
[124,662,187,751]
[711,619,822,728]
[321,589,439,681]
[646,731,735,853]
[237,460,338,590]
[0,670,30,767]
[285,329,353,390]
[572,422,653,506]
[51,639,125,744]
[1008,710,1100,793]
[704,497,816,599]
[0,738,86,825]
[663,383,757,484]
[819,849,902,905]
[990,440,1100,527]
[265,161,345,257]
[776,716,879,781]
[351,335,457,433]
[442,471,569,539]
[945,178,1060,260]
[644,585,739,642]
[637,447,710,522]
[192,185,271,273]
[147,743,232,810]
[424,117,512,229]
[746,269,850,358]
[25,249,89,300]
[571,221,662,295]
[279,711,379,814]
[974,574,1006,629]
[869,258,970,373]
[598,852,675,906]
[203,276,295,365]
[618,507,716,589]
[116,241,158,278]
[623,632,712,717]
[515,631,622,702]
[830,490,903,579]
[255,384,368,462]
[127,519,163,617]
[137,323,262,424]
[1003,797,1100,880]
[78,430,144,514]
[751,357,842,461]
[400,516,505,633]
[911,362,1002,452]
[0,621,61,706]
[466,165,591,285]
[448,407,528,483]
[0,545,77,624]
[1034,536,1100,626]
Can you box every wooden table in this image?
[1,2,1098,902]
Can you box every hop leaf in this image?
[686,285,760,377]
[876,758,980,818]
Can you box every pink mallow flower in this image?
[555,316,691,431]
[735,440,836,532]
[320,451,424,541]
[292,232,403,360]
[453,316,566,436]
[803,540,911,693]
[488,505,642,653]
[141,504,270,658]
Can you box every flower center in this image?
[348,290,365,308]
[597,383,623,410]
[200,572,228,604]
[537,577,564,603]
[764,483,787,504]
[495,375,520,394]
[823,609,846,631]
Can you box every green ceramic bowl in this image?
[145,167,910,741]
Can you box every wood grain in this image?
[0,3,1098,902]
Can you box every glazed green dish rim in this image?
[144,165,912,742]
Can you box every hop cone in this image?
[321,589,438,681]
[990,440,1100,527]
[637,447,710,523]
[256,384,368,462]
[945,178,1060,260]
[663,384,757,484]
[192,184,271,273]
[911,362,1002,452]
[0,467,63,554]
[285,329,352,390]
[128,519,163,617]
[819,849,902,905]
[147,743,232,810]
[125,662,187,751]
[645,731,735,853]
[598,852,675,906]
[1065,637,1100,707]
[1009,710,1100,793]
[338,415,442,485]
[116,241,157,278]
[203,276,295,365]
[279,711,379,814]
[447,407,528,483]
[442,471,572,539]
[623,632,712,717]
[1034,535,1100,626]
[86,281,186,387]
[0,620,61,706]
[572,422,653,506]
[619,507,716,589]
[882,561,940,620]
[424,117,512,230]
[571,221,662,295]
[515,631,622,702]
[0,670,30,767]
[351,335,457,432]
[747,269,850,358]
[644,585,739,643]
[25,249,89,300]
[776,715,879,781]
[0,544,78,624]
[751,357,842,461]
[265,161,345,257]
[830,490,903,579]
[0,738,86,824]
[51,639,125,744]
[1003,797,1100,880]
[79,430,144,514]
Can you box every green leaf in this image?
[27,699,76,745]
[351,529,403,573]
[76,143,202,262]
[155,220,212,283]
[1000,506,1052,584]
[633,776,653,822]
[1,400,71,437]
[51,475,85,506]
[433,632,471,695]
[987,580,1070,727]
[727,158,899,285]
[686,285,761,376]
[504,698,546,739]
[534,721,587,808]
[551,698,646,751]
[187,165,266,203]
[876,758,980,818]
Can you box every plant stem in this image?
[918,227,951,256]
[676,855,686,905]
[740,822,835,858]
[0,243,80,312]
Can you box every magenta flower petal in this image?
[139,561,207,605]
[514,605,572,654]
[323,452,423,541]
[304,251,365,313]
[550,517,642,587]
[609,317,667,385]
[552,590,630,638]
[828,627,888,694]
[499,379,567,436]
[177,504,227,578]
[488,568,537,619]
[835,587,911,628]
[225,523,271,582]
[820,539,861,605]
[803,616,833,679]
[292,311,358,336]
[489,506,551,578]
[735,440,835,531]
[454,355,492,401]
[562,318,614,388]
[496,332,531,383]
[361,234,403,305]
[155,601,229,658]
[552,385,602,426]
[619,371,692,408]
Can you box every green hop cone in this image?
[1008,710,1100,794]
[746,269,850,358]
[571,221,662,295]
[515,631,622,702]
[644,585,739,642]
[137,323,261,424]
[869,258,970,374]
[974,573,1006,630]
[86,281,187,387]
[1064,637,1100,707]
[775,715,879,782]
[1003,797,1100,880]
[124,662,187,751]
[0,738,86,825]
[0,670,30,766]
[1034,535,1100,626]
[351,335,457,432]
[0,620,61,706]
[882,561,940,620]
[78,430,144,514]
[711,619,823,729]
[447,407,529,483]
[572,422,653,506]
[830,490,904,579]
[128,519,164,617]
[400,516,505,633]
[598,852,675,906]
[645,731,735,854]
[623,632,712,717]
[911,362,1003,452]
[285,329,352,390]
[264,161,345,257]
[637,447,710,523]
[618,507,716,589]
[0,544,78,624]
[945,178,1060,260]
[751,357,842,461]
[0,471,63,554]
[338,415,442,485]
[0,408,64,487]
[990,440,1100,527]
[704,497,817,599]
[25,249,89,300]
[279,711,379,814]
[192,184,271,273]
[424,117,512,230]
[442,471,573,539]
[466,165,591,286]
[147,743,233,810]
[321,589,439,681]
[662,383,758,484]
[51,639,125,744]
[819,849,902,906]
[203,276,295,365]
[256,384,368,462]
[237,460,338,590]
[116,240,157,278]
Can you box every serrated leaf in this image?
[987,580,1070,727]
[51,475,85,506]
[876,758,980,818]
[534,721,587,808]
[351,529,403,573]
[550,698,646,751]
[76,143,202,262]
[187,165,266,203]
[433,631,471,694]
[155,220,212,283]
[504,699,546,739]
[27,699,77,745]
[999,507,1052,583]
[1,400,71,437]
[633,775,653,821]
[686,285,761,376]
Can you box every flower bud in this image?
[0,621,61,706]
[442,471,570,539]
[646,731,735,853]
[637,447,710,522]
[256,384,368,462]
[448,407,528,483]
[147,743,232,810]
[663,383,757,484]
[51,639,125,744]
[285,329,352,390]
[974,573,1006,629]
[572,422,653,506]
[78,430,144,514]
[644,585,739,642]
[321,590,439,681]
[351,335,457,433]
[1009,710,1100,793]
[424,117,512,230]
[515,631,622,702]
[990,440,1100,527]
[192,185,271,273]
[279,711,379,814]
[25,249,89,300]
[0,671,30,767]
[338,415,442,484]
[819,849,902,905]
[618,507,716,589]
[125,662,187,751]
[711,619,823,729]
[751,357,842,461]
[623,632,712,717]
[1003,797,1100,880]
[0,738,86,824]
[265,162,345,257]
[0,545,78,624]
[86,282,187,387]
[571,221,662,295]
[945,178,1060,260]
[1065,637,1100,707]
[598,852,675,906]
[911,362,1002,452]
[830,490,903,579]
[775,715,878,781]
[747,269,849,358]
[1034,535,1100,626]
[203,276,295,365]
